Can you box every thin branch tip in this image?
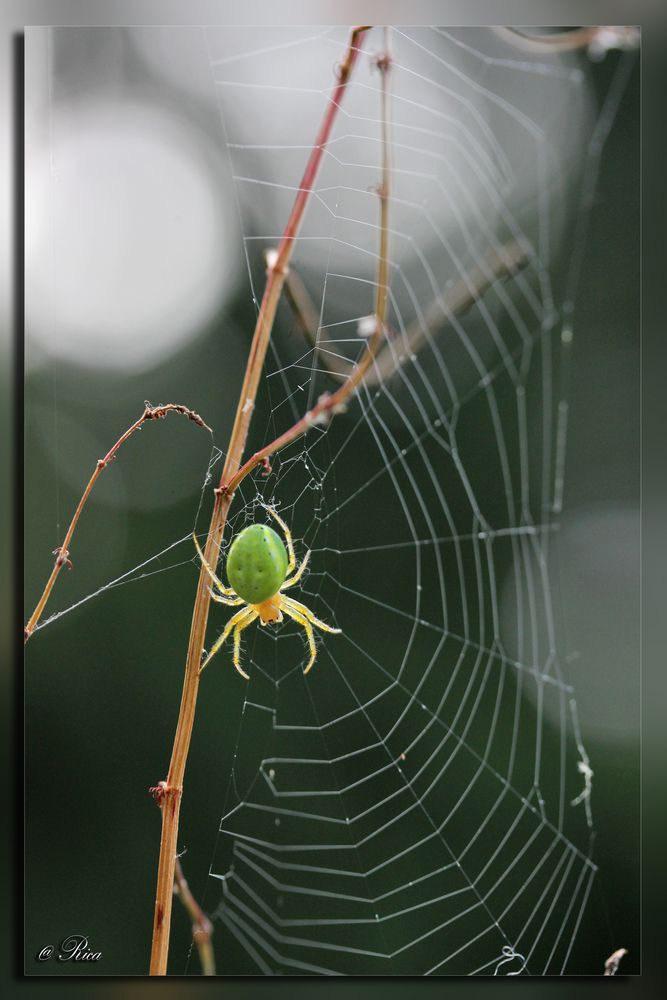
[143,402,212,434]
[25,399,212,644]
[374,52,392,73]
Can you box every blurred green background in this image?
[21,23,639,980]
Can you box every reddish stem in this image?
[148,26,371,976]
[24,403,211,642]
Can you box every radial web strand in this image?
[26,24,635,977]
[182,26,636,976]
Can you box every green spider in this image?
[193,507,341,680]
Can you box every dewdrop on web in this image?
[357,314,380,338]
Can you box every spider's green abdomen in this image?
[226,523,288,605]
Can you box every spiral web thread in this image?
[28,24,633,977]
[160,25,638,976]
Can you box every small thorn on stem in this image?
[374,52,392,73]
[149,780,182,806]
[260,456,272,477]
[149,781,169,803]
[52,547,72,571]
[333,60,346,82]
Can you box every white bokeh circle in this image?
[26,99,240,372]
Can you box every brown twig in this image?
[219,38,393,501]
[173,856,215,976]
[148,25,372,976]
[282,238,529,387]
[24,402,211,642]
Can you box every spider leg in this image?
[200,605,255,674]
[281,594,341,635]
[281,549,310,590]
[266,506,296,574]
[192,531,237,597]
[282,604,318,675]
[231,611,258,680]
[209,586,244,607]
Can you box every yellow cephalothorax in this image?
[193,507,340,680]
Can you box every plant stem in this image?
[24,402,211,642]
[283,238,529,386]
[220,37,393,500]
[173,856,215,975]
[148,25,371,976]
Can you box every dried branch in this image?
[148,25,372,976]
[219,40,393,501]
[173,856,215,976]
[281,238,529,388]
[24,402,211,642]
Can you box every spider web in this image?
[182,26,636,976]
[24,24,637,977]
